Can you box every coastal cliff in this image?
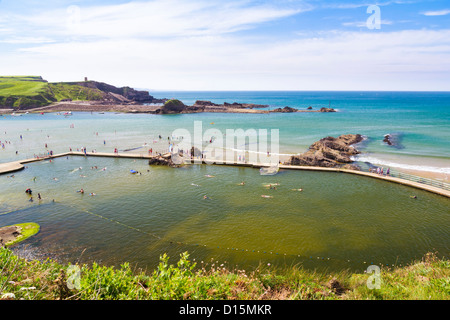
[1,76,339,115]
[285,134,364,170]
[0,76,165,110]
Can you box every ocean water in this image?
[152,91,450,174]
[2,91,448,174]
[0,91,449,272]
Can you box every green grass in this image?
[48,83,105,101]
[0,76,47,96]
[0,248,448,300]
[0,76,105,109]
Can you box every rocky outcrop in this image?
[383,133,403,149]
[148,153,180,167]
[383,134,393,146]
[75,80,166,104]
[271,106,298,113]
[319,107,336,112]
[192,100,268,109]
[157,99,186,114]
[284,134,364,169]
[193,100,220,107]
[0,226,21,247]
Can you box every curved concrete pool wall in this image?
[1,152,449,198]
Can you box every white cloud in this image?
[342,20,393,27]
[0,37,55,44]
[0,0,449,91]
[2,0,303,40]
[421,9,450,16]
[6,28,448,91]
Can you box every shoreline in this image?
[0,101,334,115]
[1,107,447,182]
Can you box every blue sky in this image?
[0,0,449,90]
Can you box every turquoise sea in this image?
[0,91,449,272]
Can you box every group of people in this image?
[25,188,42,202]
[370,166,390,176]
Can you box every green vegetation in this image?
[0,76,105,109]
[0,248,448,300]
[48,83,104,102]
[3,223,40,246]
[0,76,47,95]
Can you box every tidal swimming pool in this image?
[1,156,449,272]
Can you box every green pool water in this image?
[1,155,449,272]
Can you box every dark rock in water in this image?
[383,134,393,146]
[157,99,186,114]
[307,106,313,110]
[271,106,298,113]
[284,134,364,169]
[319,107,336,112]
[383,133,404,149]
[193,100,268,109]
[193,100,220,107]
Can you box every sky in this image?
[0,0,449,91]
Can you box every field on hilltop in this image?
[0,76,161,110]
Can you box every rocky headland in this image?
[284,134,364,170]
[1,76,339,115]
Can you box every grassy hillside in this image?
[0,76,105,109]
[0,248,448,300]
[49,82,105,101]
[0,76,48,95]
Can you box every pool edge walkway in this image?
[1,152,449,198]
